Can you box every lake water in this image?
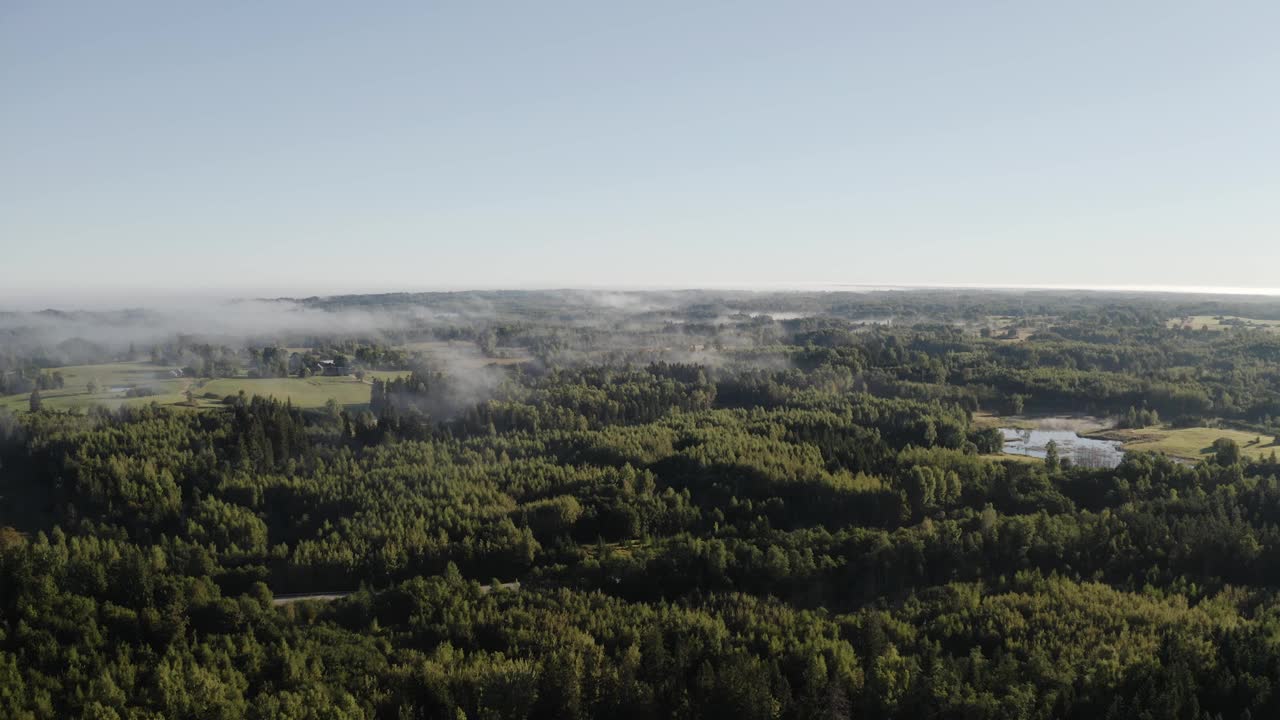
[1001,428,1126,469]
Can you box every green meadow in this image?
[197,375,380,409]
[0,362,192,413]
[0,362,411,413]
[1095,425,1280,462]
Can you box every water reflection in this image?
[1000,428,1126,469]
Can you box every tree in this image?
[28,389,42,412]
[1213,437,1241,466]
[1044,439,1060,472]
[972,427,1005,454]
[1009,394,1025,414]
[86,378,99,395]
[903,466,938,518]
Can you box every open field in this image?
[0,361,194,413]
[0,362,413,413]
[972,411,1028,429]
[1093,426,1280,461]
[363,370,413,381]
[1167,315,1280,332]
[195,376,383,408]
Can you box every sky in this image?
[2,1,1279,298]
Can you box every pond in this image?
[1000,428,1126,469]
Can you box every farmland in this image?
[0,361,192,412]
[0,361,410,412]
[196,375,392,409]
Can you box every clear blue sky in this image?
[3,1,1278,296]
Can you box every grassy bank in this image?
[1093,426,1280,462]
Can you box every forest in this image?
[5,288,1280,719]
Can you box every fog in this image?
[0,300,429,354]
[0,289,814,356]
[11,285,1280,371]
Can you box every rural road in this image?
[271,580,520,606]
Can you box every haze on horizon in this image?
[3,1,1278,294]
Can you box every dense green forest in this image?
[7,289,1280,718]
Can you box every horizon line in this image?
[3,282,1280,313]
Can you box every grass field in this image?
[972,411,1033,430]
[1167,315,1280,333]
[0,362,413,413]
[1094,426,1280,461]
[363,370,413,381]
[0,361,194,413]
[971,411,1003,429]
[197,376,381,408]
[971,413,1110,433]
